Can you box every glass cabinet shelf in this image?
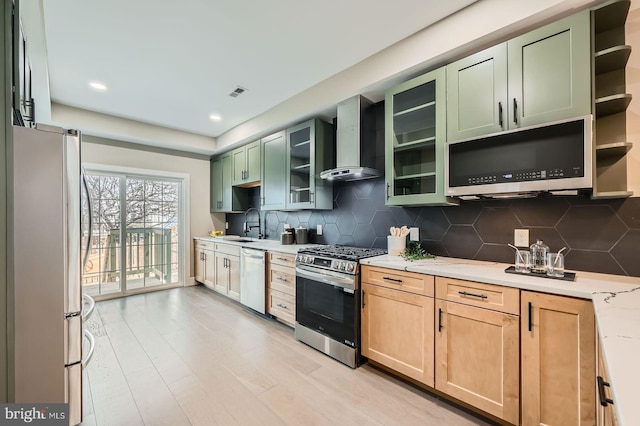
[394,137,436,151]
[393,101,436,117]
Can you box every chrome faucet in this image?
[243,207,263,239]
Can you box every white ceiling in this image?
[41,0,476,141]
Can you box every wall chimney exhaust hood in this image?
[320,95,382,181]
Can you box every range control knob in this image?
[331,260,340,270]
[306,256,313,264]
[346,262,355,273]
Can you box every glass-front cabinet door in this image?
[285,118,334,210]
[385,67,457,206]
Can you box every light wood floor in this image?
[81,285,491,426]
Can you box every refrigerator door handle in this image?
[82,329,95,369]
[82,294,95,321]
[81,170,93,273]
[64,315,83,366]
[65,132,82,315]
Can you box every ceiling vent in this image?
[229,86,247,98]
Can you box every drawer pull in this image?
[383,276,402,283]
[276,276,288,283]
[276,257,289,262]
[458,291,488,299]
[597,376,614,407]
[276,303,289,310]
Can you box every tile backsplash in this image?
[226,178,640,277]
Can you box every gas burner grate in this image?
[299,245,387,261]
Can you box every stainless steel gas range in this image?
[294,245,386,368]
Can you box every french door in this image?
[82,171,183,298]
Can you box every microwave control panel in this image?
[464,167,582,186]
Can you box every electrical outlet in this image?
[316,224,323,235]
[514,229,529,247]
[409,227,419,241]
[225,222,229,230]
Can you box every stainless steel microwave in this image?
[445,115,593,197]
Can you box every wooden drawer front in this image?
[268,289,295,326]
[268,251,296,268]
[195,240,214,251]
[362,266,434,296]
[435,277,519,315]
[215,243,241,256]
[269,264,295,295]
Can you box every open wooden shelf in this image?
[595,141,633,157]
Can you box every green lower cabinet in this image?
[385,67,458,206]
[260,131,287,210]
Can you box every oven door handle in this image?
[295,265,356,290]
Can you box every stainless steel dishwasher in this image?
[240,247,266,314]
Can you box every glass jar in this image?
[529,239,549,274]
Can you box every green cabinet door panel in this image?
[210,157,223,212]
[260,131,287,210]
[507,9,591,128]
[231,147,246,185]
[447,44,508,142]
[221,154,233,211]
[245,140,261,183]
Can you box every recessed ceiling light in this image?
[89,81,107,92]
[209,114,222,121]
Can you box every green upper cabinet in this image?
[211,153,247,213]
[447,10,591,142]
[260,131,287,210]
[285,118,334,210]
[231,140,261,186]
[210,157,223,212]
[508,9,591,128]
[385,67,458,206]
[447,44,508,141]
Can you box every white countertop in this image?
[194,236,317,255]
[361,254,640,425]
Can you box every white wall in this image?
[81,139,224,281]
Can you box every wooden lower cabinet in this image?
[203,248,216,288]
[213,251,240,301]
[435,299,520,424]
[361,282,435,387]
[267,251,296,327]
[597,339,618,426]
[521,291,595,426]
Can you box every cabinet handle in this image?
[386,183,390,200]
[276,276,288,283]
[276,303,288,310]
[498,102,503,128]
[276,257,289,262]
[458,291,488,299]
[438,308,443,332]
[597,376,614,407]
[528,302,533,332]
[362,290,366,308]
[382,276,402,283]
[513,98,518,125]
[261,197,265,206]
[310,191,315,203]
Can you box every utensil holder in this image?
[387,236,406,256]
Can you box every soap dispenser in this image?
[529,239,549,274]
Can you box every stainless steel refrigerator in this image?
[11,124,95,425]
